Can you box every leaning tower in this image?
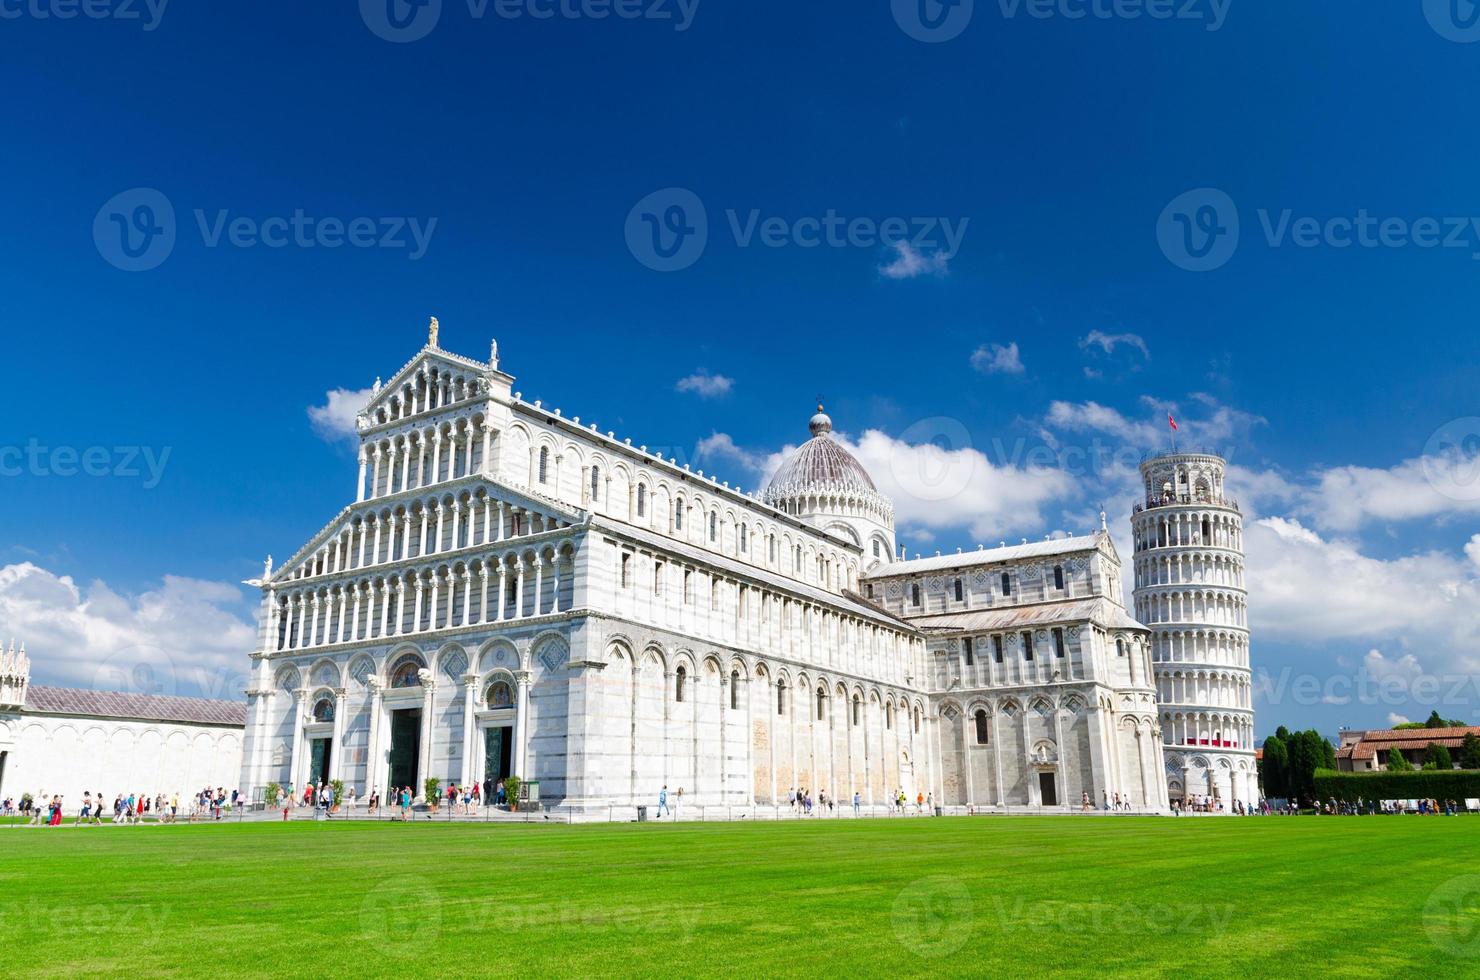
[1130,452,1256,809]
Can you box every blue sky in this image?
[3,1,1480,735]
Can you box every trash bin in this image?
[934,806,943,817]
[636,805,649,823]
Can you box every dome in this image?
[764,405,878,500]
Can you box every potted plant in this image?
[424,777,441,811]
[264,783,280,810]
[330,779,344,813]
[504,775,522,812]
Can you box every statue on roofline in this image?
[428,316,439,348]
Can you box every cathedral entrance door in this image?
[482,726,512,799]
[388,709,422,791]
[1038,772,1058,807]
[309,738,332,786]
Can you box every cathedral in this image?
[238,323,1254,813]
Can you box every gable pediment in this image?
[263,474,584,588]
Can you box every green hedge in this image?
[1313,768,1480,802]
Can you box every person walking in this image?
[852,791,861,816]
[657,785,669,819]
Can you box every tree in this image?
[1387,747,1414,772]
[1297,730,1329,801]
[1261,735,1289,798]
[1425,742,1454,771]
[1424,710,1465,729]
[1459,733,1480,771]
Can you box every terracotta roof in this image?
[1336,726,1480,760]
[23,686,246,727]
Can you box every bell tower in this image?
[1131,452,1256,809]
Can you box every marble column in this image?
[330,688,348,781]
[417,670,435,795]
[459,673,478,787]
[288,689,308,792]
[513,669,531,778]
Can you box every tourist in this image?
[495,779,506,807]
[853,791,861,815]
[658,785,669,819]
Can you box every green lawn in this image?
[3,815,1478,977]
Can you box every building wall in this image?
[0,712,242,807]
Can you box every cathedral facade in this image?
[238,327,1187,813]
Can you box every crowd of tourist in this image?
[768,787,932,816]
[1318,797,1470,816]
[1,787,242,825]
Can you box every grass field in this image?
[4,815,1479,977]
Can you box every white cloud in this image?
[1467,533,1480,572]
[1080,330,1150,359]
[0,562,257,700]
[307,387,373,443]
[675,370,734,399]
[878,242,949,280]
[1387,712,1411,726]
[709,424,1076,543]
[694,432,762,473]
[1043,396,1265,456]
[1244,517,1480,675]
[970,342,1025,376]
[1298,449,1480,532]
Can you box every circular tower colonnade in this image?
[1131,451,1257,809]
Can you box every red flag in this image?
[1168,414,1178,431]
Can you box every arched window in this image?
[636,484,646,517]
[590,466,601,501]
[312,697,335,722]
[1001,572,1011,596]
[911,583,921,606]
[1116,638,1126,658]
[675,665,687,703]
[730,670,739,710]
[954,578,964,602]
[777,679,787,716]
[886,702,894,730]
[538,446,549,484]
[485,680,513,709]
[816,687,826,721]
[1053,565,1064,590]
[852,695,861,726]
[913,706,921,733]
[974,709,989,745]
[709,511,718,542]
[740,524,748,552]
[675,498,684,531]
